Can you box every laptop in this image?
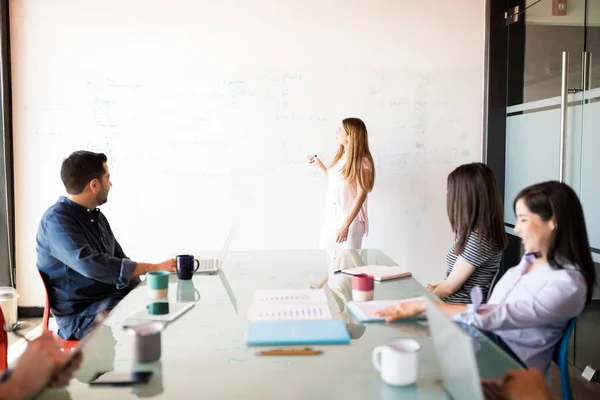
[218,263,238,314]
[425,298,506,400]
[196,225,236,274]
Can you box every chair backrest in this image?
[553,316,577,400]
[0,307,7,370]
[38,270,51,332]
[487,269,500,302]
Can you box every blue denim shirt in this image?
[36,197,140,339]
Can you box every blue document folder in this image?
[246,319,351,346]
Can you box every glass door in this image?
[503,0,589,244]
[580,1,600,264]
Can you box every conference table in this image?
[39,249,520,399]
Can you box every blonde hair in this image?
[330,117,375,192]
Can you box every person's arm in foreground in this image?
[502,369,555,400]
[0,332,82,399]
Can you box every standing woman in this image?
[309,117,375,249]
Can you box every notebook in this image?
[346,297,426,323]
[340,265,412,281]
[248,289,332,321]
[246,319,350,346]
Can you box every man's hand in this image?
[502,369,555,400]
[48,351,83,388]
[153,258,176,273]
[4,332,81,398]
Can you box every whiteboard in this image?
[11,0,486,306]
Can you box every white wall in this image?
[10,0,486,306]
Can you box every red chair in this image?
[0,307,7,370]
[38,272,78,350]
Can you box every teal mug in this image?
[146,271,170,299]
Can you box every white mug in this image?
[372,339,420,386]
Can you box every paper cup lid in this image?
[0,287,18,299]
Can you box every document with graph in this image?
[248,289,332,321]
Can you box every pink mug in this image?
[352,273,374,301]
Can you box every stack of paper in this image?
[245,289,350,346]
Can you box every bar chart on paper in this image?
[252,289,328,304]
[248,289,332,321]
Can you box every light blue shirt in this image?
[454,256,587,377]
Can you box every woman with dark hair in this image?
[377,181,597,378]
[427,162,507,303]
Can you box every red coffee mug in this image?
[352,273,374,291]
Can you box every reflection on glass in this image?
[176,280,200,303]
[390,322,430,338]
[146,302,169,315]
[317,249,367,339]
[73,323,117,383]
[131,360,164,398]
[379,380,419,400]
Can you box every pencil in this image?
[255,347,323,356]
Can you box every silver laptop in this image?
[196,225,236,274]
[425,299,506,400]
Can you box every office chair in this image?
[553,316,577,400]
[38,272,79,350]
[0,307,7,370]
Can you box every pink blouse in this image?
[325,157,371,234]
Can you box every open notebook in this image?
[346,297,425,323]
[341,265,411,281]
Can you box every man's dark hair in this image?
[60,151,108,194]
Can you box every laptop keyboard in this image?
[482,381,506,400]
[198,260,219,271]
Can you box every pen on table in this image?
[255,347,323,356]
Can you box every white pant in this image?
[319,216,366,250]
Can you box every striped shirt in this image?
[442,231,502,304]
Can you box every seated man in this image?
[36,151,175,340]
